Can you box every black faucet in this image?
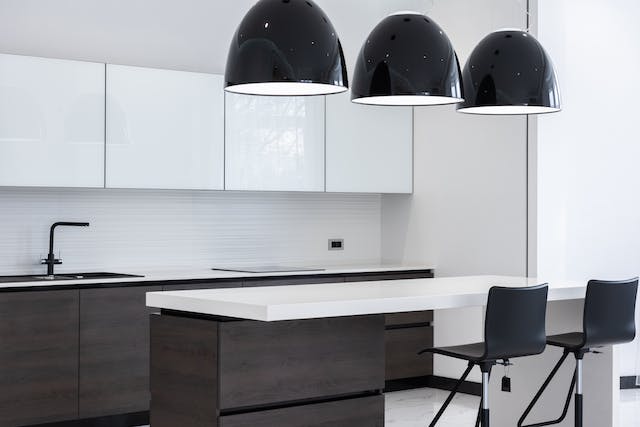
[41,222,90,276]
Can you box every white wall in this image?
[0,188,381,274]
[382,0,529,380]
[537,0,640,378]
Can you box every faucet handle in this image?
[40,256,63,265]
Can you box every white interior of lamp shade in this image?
[225,82,348,96]
[351,95,464,106]
[457,105,561,115]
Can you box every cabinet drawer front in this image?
[385,327,433,380]
[219,316,385,409]
[385,310,433,327]
[220,395,384,427]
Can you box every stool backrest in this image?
[484,284,549,360]
[583,278,638,348]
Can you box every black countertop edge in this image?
[0,269,434,293]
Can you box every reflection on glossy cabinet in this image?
[106,65,224,190]
[326,92,413,193]
[0,54,105,187]
[225,93,325,192]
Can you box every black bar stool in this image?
[518,278,638,427]
[418,284,549,427]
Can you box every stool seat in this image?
[420,343,486,362]
[546,333,585,350]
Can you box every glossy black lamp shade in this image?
[351,12,463,106]
[225,0,348,96]
[458,29,561,115]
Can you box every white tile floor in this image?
[386,388,640,427]
[140,387,640,426]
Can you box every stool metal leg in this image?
[481,370,490,427]
[575,358,583,427]
[428,362,474,427]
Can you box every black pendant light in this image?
[351,12,463,106]
[225,0,348,96]
[458,29,561,115]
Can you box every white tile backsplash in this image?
[0,188,381,275]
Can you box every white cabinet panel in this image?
[0,54,105,188]
[106,65,224,190]
[326,92,413,193]
[225,93,325,192]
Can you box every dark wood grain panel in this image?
[79,286,161,418]
[163,280,242,291]
[385,310,433,327]
[220,395,384,427]
[385,326,434,380]
[344,270,434,283]
[0,290,79,426]
[219,315,385,410]
[150,314,218,427]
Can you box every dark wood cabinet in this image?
[219,315,385,410]
[344,270,434,282]
[219,395,384,427]
[150,314,219,427]
[385,326,434,380]
[79,286,161,418]
[0,268,433,426]
[385,310,433,327]
[163,280,242,291]
[0,290,79,426]
[150,313,386,427]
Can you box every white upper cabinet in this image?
[225,93,325,192]
[106,65,224,190]
[326,92,413,193]
[0,54,105,188]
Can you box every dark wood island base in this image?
[150,311,386,427]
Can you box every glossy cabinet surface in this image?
[0,54,105,187]
[326,92,413,193]
[106,65,224,190]
[225,93,325,191]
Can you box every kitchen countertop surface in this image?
[146,275,587,321]
[0,264,434,290]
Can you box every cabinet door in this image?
[0,290,79,426]
[326,92,413,193]
[106,65,224,190]
[225,93,325,191]
[385,326,433,380]
[0,54,105,187]
[79,286,161,418]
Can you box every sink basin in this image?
[0,272,144,284]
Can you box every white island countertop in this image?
[146,275,587,321]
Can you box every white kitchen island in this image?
[146,276,618,427]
